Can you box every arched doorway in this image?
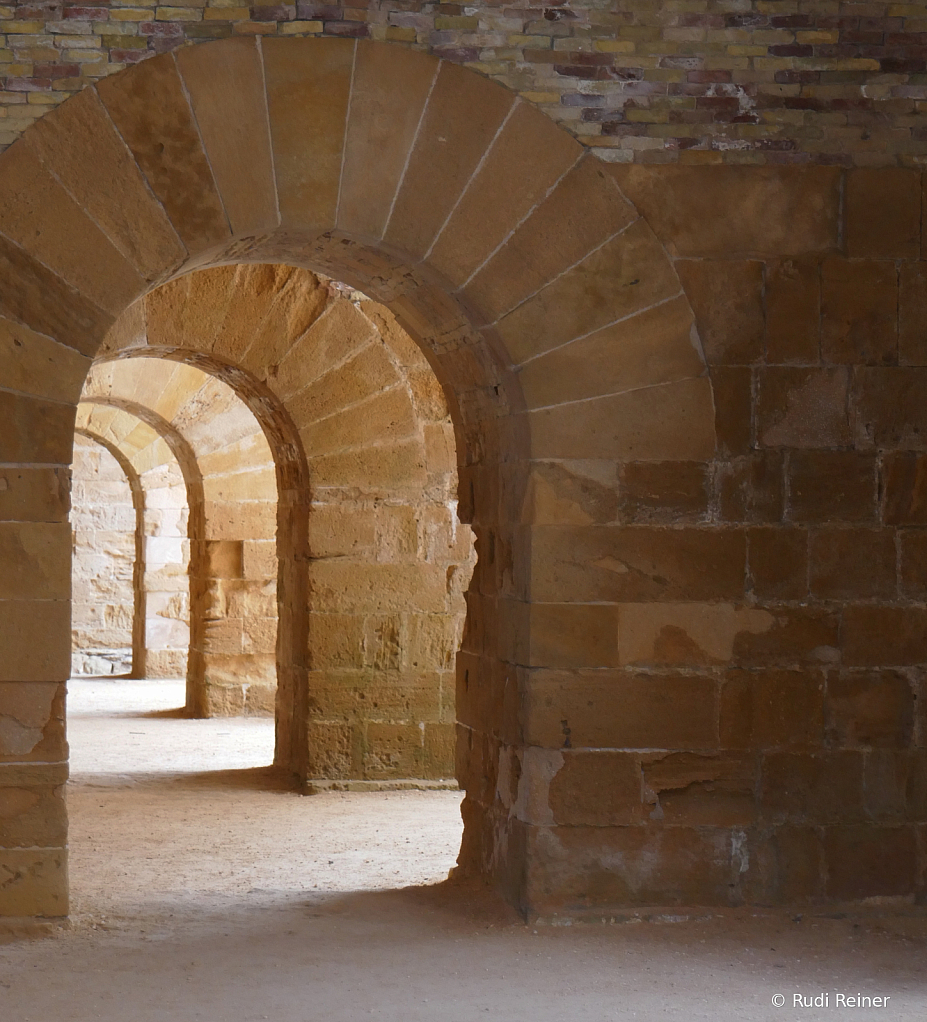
[0,37,713,921]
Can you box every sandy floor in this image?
[2,680,927,1021]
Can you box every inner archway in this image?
[0,36,715,921]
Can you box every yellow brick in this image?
[156,6,203,19]
[727,45,767,56]
[204,5,247,16]
[111,8,153,18]
[594,40,636,53]
[278,20,323,34]
[385,26,416,42]
[796,31,838,43]
[5,21,45,33]
[507,35,552,47]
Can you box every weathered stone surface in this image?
[845,169,920,261]
[618,603,774,668]
[824,826,917,899]
[496,219,681,365]
[517,295,703,410]
[531,525,746,603]
[0,140,145,315]
[428,100,582,287]
[747,527,808,601]
[96,54,230,252]
[825,671,914,750]
[757,368,851,449]
[642,752,755,827]
[175,38,278,237]
[720,669,825,749]
[675,260,764,366]
[0,848,67,917]
[262,37,353,232]
[717,454,785,524]
[787,452,877,524]
[853,368,927,451]
[385,60,514,260]
[821,259,898,366]
[549,752,641,827]
[883,452,927,525]
[809,529,897,601]
[529,378,716,462]
[522,670,718,750]
[608,165,840,258]
[760,752,865,825]
[463,155,636,323]
[765,259,820,365]
[25,87,186,283]
[338,43,437,242]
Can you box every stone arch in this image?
[71,427,146,678]
[76,406,193,684]
[100,268,476,783]
[0,37,715,920]
[82,357,281,719]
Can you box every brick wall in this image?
[0,1,926,165]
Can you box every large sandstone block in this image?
[338,42,437,242]
[262,37,352,232]
[642,751,756,827]
[522,669,718,751]
[531,525,746,603]
[845,169,920,261]
[787,451,878,524]
[548,752,641,827]
[720,670,825,749]
[175,38,277,237]
[760,752,865,825]
[526,824,740,911]
[0,140,145,315]
[462,155,636,323]
[675,259,764,366]
[765,259,821,364]
[608,165,840,258]
[824,826,917,899]
[384,59,514,260]
[529,378,716,462]
[0,848,67,917]
[96,53,230,252]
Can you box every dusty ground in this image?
[1,679,927,1021]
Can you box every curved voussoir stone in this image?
[23,87,186,285]
[495,218,683,367]
[383,60,516,262]
[459,153,638,327]
[0,140,146,316]
[262,37,354,234]
[425,101,583,290]
[175,38,279,239]
[96,52,231,255]
[338,41,439,244]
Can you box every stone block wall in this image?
[75,398,192,679]
[70,432,136,675]
[97,268,476,779]
[0,1,925,166]
[486,163,927,915]
[2,36,926,919]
